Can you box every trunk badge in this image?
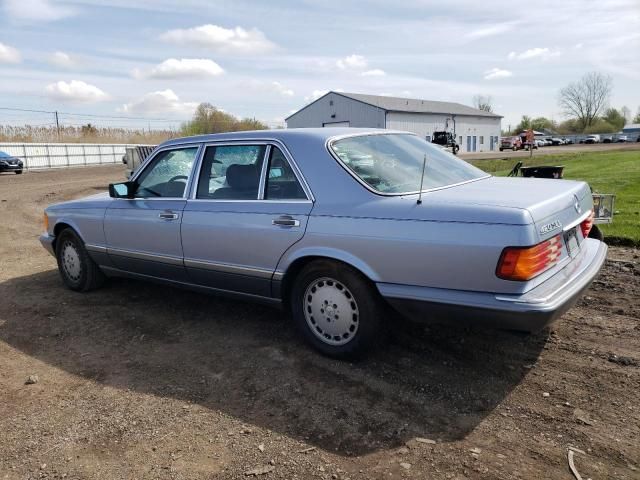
[574,195,582,214]
[540,220,562,234]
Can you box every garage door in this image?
[322,121,350,127]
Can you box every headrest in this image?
[226,164,258,190]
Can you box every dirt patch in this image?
[1,166,639,479]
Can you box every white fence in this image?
[0,142,153,170]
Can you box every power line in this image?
[0,106,185,123]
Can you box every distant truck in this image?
[122,145,156,177]
[431,131,459,154]
[499,136,522,151]
[585,134,600,144]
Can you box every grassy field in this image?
[470,150,640,245]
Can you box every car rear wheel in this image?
[55,228,105,292]
[290,260,386,358]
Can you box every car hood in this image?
[47,191,112,210]
[320,176,592,231]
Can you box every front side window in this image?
[265,147,306,200]
[135,147,198,198]
[329,133,488,194]
[196,145,266,199]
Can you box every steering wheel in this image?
[168,175,188,182]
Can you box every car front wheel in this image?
[55,228,105,292]
[290,260,386,358]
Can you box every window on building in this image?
[329,100,333,106]
[480,136,484,145]
[425,135,431,142]
[459,136,463,146]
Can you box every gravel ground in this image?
[1,166,638,480]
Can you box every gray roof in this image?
[332,91,502,118]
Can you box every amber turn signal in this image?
[497,235,562,281]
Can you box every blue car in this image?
[0,151,23,174]
[40,129,607,357]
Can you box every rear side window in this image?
[264,147,307,200]
[196,145,266,199]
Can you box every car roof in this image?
[158,127,397,148]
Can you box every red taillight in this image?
[580,210,594,239]
[497,235,562,281]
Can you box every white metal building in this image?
[285,91,502,153]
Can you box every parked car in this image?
[550,138,564,146]
[564,138,574,145]
[585,135,600,144]
[0,151,23,174]
[602,136,613,144]
[617,135,628,143]
[39,129,607,358]
[499,136,522,151]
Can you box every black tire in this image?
[499,148,503,152]
[588,224,604,241]
[15,170,22,174]
[290,260,386,359]
[55,228,105,292]
[513,146,518,151]
[452,145,459,155]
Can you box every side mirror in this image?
[109,181,135,198]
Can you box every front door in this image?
[104,145,200,281]
[181,143,313,297]
[490,135,494,151]
[466,136,471,152]
[472,136,477,152]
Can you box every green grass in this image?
[470,150,640,244]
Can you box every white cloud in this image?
[271,81,294,97]
[361,69,386,77]
[304,89,328,102]
[4,0,76,22]
[574,43,584,49]
[467,22,516,38]
[45,80,108,103]
[507,47,562,60]
[0,42,21,63]
[134,58,224,79]
[160,24,275,54]
[119,89,198,115]
[336,54,368,70]
[49,51,78,68]
[484,67,513,80]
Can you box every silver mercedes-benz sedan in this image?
[40,129,607,357]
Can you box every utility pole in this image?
[54,111,60,141]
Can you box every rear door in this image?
[181,142,313,297]
[104,145,200,281]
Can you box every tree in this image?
[181,102,268,135]
[602,108,626,131]
[472,94,493,113]
[559,71,612,130]
[633,107,640,124]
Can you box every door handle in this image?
[159,211,179,220]
[272,215,300,227]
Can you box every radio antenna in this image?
[417,153,427,205]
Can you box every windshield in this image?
[329,133,488,194]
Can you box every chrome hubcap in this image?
[303,277,359,346]
[61,241,82,281]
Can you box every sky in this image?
[0,0,638,131]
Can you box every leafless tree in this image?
[621,105,631,124]
[559,72,612,129]
[472,94,493,113]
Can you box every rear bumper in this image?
[39,233,56,257]
[378,239,607,332]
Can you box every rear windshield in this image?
[329,133,488,194]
